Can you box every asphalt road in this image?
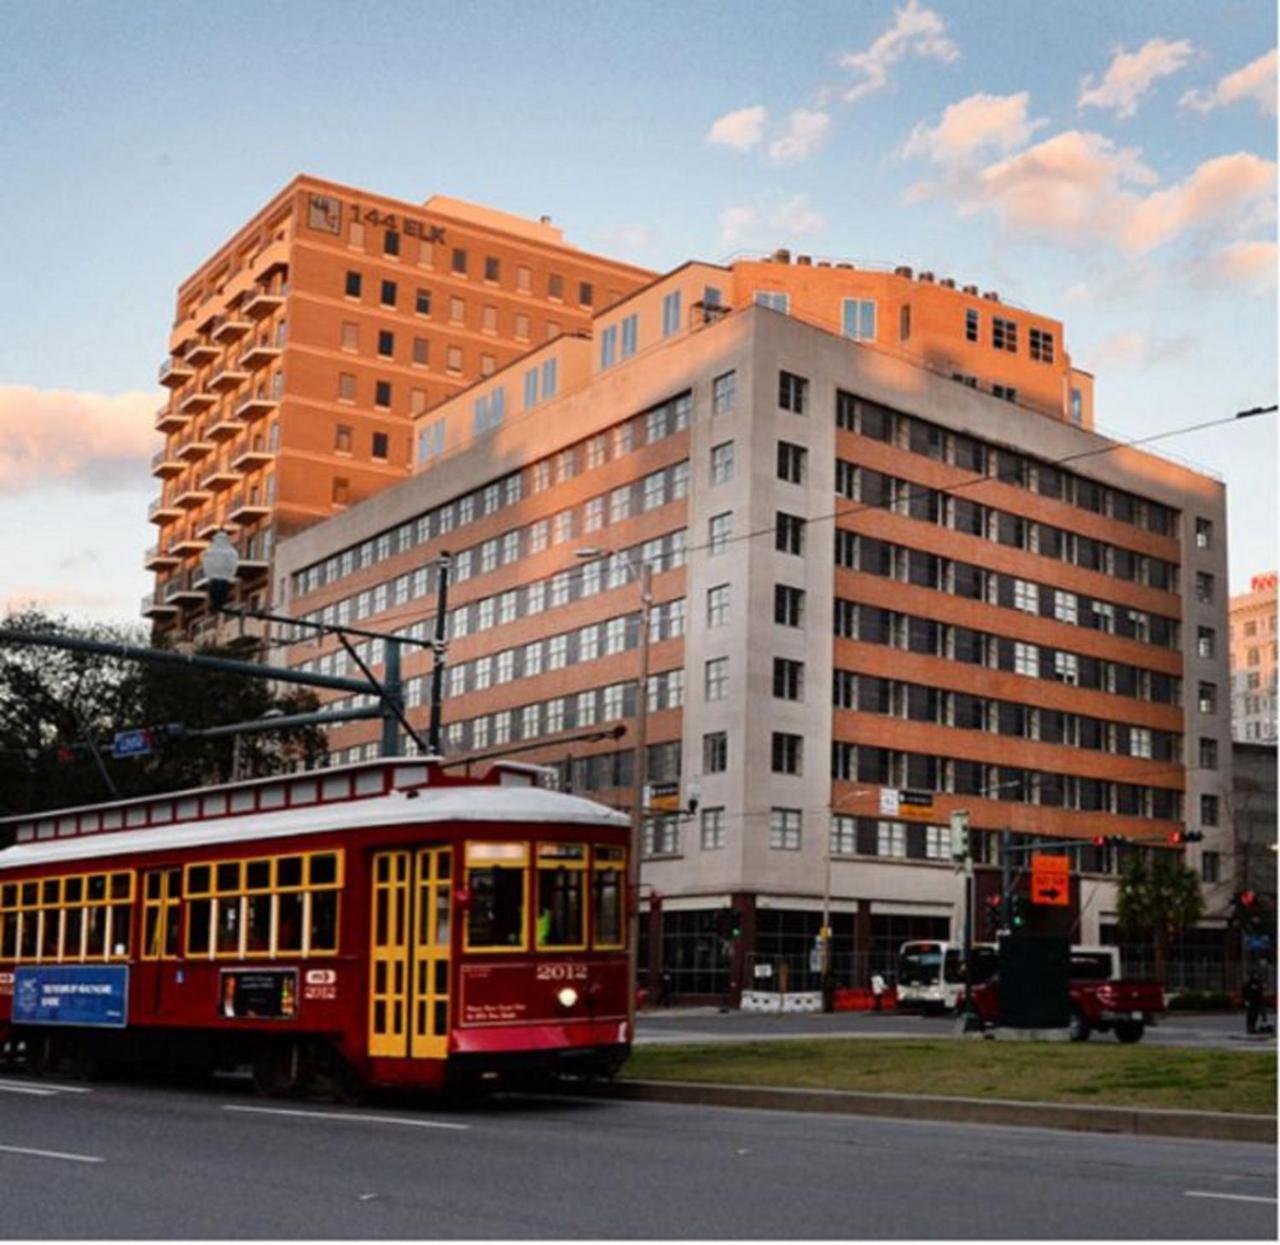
[0,1074,1274,1238]
[636,1007,1278,1052]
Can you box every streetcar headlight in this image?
[557,987,579,1008]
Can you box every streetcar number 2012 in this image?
[536,963,588,981]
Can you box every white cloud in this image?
[1088,330,1196,372]
[838,0,959,104]
[1188,240,1278,294]
[1181,48,1278,118]
[719,205,757,249]
[767,109,831,162]
[0,385,156,493]
[902,92,1044,164]
[1078,38,1193,118]
[768,195,826,236]
[707,105,767,151]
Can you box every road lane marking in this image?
[0,1144,104,1164]
[223,1105,469,1131]
[0,1084,58,1097]
[0,1078,92,1094]
[1184,1191,1277,1205]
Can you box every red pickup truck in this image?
[968,977,1166,1042]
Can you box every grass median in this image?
[623,1039,1276,1116]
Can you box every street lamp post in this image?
[576,546,653,1032]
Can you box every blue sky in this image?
[0,0,1274,621]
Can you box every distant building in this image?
[1229,573,1277,743]
[1232,742,1277,908]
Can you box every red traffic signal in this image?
[1240,891,1257,909]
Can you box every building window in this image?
[705,657,728,702]
[340,321,359,351]
[771,732,803,775]
[371,432,389,460]
[1199,737,1218,770]
[992,384,1017,403]
[600,325,617,369]
[1195,517,1213,549]
[1013,579,1038,614]
[1029,327,1054,362]
[965,308,978,342]
[619,313,637,358]
[992,316,1018,352]
[332,477,350,505]
[482,255,499,283]
[449,296,465,325]
[1198,793,1219,827]
[1197,627,1215,659]
[777,441,807,484]
[380,279,397,307]
[1198,682,1217,714]
[375,380,392,408]
[1070,389,1083,425]
[773,658,803,701]
[899,304,911,341]
[774,584,804,627]
[775,512,805,556]
[515,264,532,293]
[779,371,808,414]
[769,807,802,850]
[452,248,468,275]
[703,732,727,774]
[579,281,594,307]
[711,441,735,485]
[514,313,530,341]
[482,305,498,334]
[708,512,732,556]
[1202,851,1220,883]
[1195,572,1214,604]
[446,346,462,373]
[334,424,352,453]
[544,272,562,301]
[712,371,736,416]
[755,290,790,313]
[842,298,876,341]
[377,329,394,358]
[700,807,726,850]
[344,270,362,298]
[383,229,400,257]
[661,290,682,337]
[412,337,429,366]
[707,584,730,628]
[415,287,431,315]
[338,373,356,403]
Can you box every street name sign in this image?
[111,728,152,759]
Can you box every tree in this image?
[0,609,328,817]
[1116,851,1205,985]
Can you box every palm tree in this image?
[1116,852,1205,985]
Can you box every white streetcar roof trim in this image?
[0,786,628,872]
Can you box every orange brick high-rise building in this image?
[143,176,653,639]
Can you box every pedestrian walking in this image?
[870,971,886,1013]
[1243,970,1264,1035]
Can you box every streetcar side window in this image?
[182,850,343,959]
[465,843,528,951]
[142,868,182,960]
[592,846,625,949]
[0,870,134,963]
[536,844,586,950]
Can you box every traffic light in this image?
[1167,830,1204,845]
[727,908,743,940]
[1009,891,1026,930]
[1231,891,1264,935]
[984,893,1003,938]
[1091,834,1125,847]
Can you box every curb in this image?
[589,1079,1276,1145]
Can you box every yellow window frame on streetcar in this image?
[0,870,135,964]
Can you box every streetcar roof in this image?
[0,785,628,872]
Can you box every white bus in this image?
[895,941,1119,1011]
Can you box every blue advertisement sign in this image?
[12,965,129,1028]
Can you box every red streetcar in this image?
[0,758,632,1098]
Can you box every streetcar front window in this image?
[465,842,528,950]
[536,844,586,949]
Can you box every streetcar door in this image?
[369,851,411,1057]
[410,847,451,1059]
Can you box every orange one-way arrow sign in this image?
[1031,853,1070,906]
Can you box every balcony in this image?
[243,288,285,320]
[252,239,290,282]
[208,363,249,393]
[205,410,243,441]
[184,339,219,367]
[170,529,210,556]
[158,357,195,388]
[142,591,178,619]
[178,387,217,416]
[200,461,240,492]
[211,316,252,345]
[238,341,282,370]
[236,545,271,576]
[227,490,271,524]
[173,479,213,509]
[155,404,189,434]
[151,446,183,478]
[144,543,180,571]
[165,572,206,605]
[148,496,184,524]
[234,392,279,421]
[196,513,228,540]
[230,437,274,471]
[193,296,221,336]
[176,429,214,462]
